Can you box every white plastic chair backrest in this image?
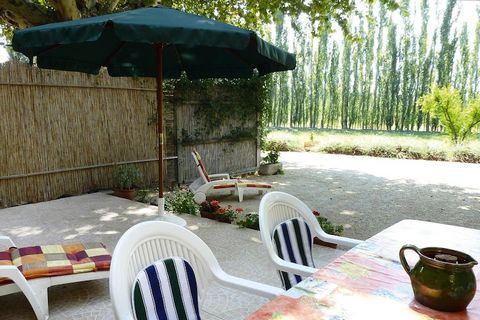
[191,150,210,183]
[110,221,222,319]
[259,192,320,258]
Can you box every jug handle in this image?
[399,244,420,275]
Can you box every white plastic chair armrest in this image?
[214,270,284,299]
[208,173,231,180]
[0,236,16,249]
[0,264,24,280]
[314,231,362,249]
[271,255,318,277]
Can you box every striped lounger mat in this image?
[0,242,111,284]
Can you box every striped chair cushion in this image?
[272,217,315,290]
[212,184,236,190]
[132,257,201,320]
[237,182,272,189]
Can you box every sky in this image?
[0,0,479,63]
[0,35,7,63]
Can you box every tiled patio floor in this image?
[0,192,344,319]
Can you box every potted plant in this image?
[312,210,344,248]
[113,164,143,200]
[215,205,239,224]
[199,200,240,224]
[235,210,260,230]
[200,200,221,220]
[258,148,282,175]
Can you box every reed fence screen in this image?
[0,63,259,208]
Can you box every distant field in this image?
[265,128,480,163]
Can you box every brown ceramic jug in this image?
[399,244,478,312]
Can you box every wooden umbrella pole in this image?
[156,43,165,213]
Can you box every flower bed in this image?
[197,200,345,247]
[235,211,259,230]
[200,200,241,224]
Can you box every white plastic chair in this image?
[259,191,362,278]
[109,221,284,319]
[0,236,110,320]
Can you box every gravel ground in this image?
[220,152,480,240]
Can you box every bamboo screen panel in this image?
[0,63,177,208]
[175,98,259,184]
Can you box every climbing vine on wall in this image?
[172,75,271,145]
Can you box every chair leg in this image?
[25,282,49,320]
[238,188,244,202]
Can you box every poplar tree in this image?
[437,0,457,87]
[455,23,470,102]
[341,36,352,128]
[469,10,480,99]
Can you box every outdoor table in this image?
[247,219,480,320]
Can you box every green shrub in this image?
[321,143,364,156]
[113,164,143,190]
[268,129,480,163]
[422,149,448,161]
[417,86,480,144]
[135,189,150,203]
[165,188,199,215]
[235,212,259,230]
[367,145,396,158]
[452,148,480,163]
[262,149,280,164]
[264,139,303,151]
[313,210,344,236]
[395,146,422,159]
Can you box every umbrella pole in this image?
[155,43,186,226]
[156,43,165,215]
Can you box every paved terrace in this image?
[2,152,479,319]
[0,192,343,320]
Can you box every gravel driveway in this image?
[225,152,480,240]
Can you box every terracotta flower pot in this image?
[200,211,217,220]
[215,215,232,224]
[113,189,136,200]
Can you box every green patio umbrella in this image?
[12,6,296,223]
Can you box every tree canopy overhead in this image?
[0,0,399,36]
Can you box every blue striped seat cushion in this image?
[132,257,201,320]
[272,217,315,290]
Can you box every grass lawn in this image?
[266,128,480,163]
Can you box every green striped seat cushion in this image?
[272,217,315,290]
[132,257,201,320]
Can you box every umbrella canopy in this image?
[12,6,296,220]
[12,6,295,79]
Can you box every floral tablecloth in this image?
[248,220,480,320]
